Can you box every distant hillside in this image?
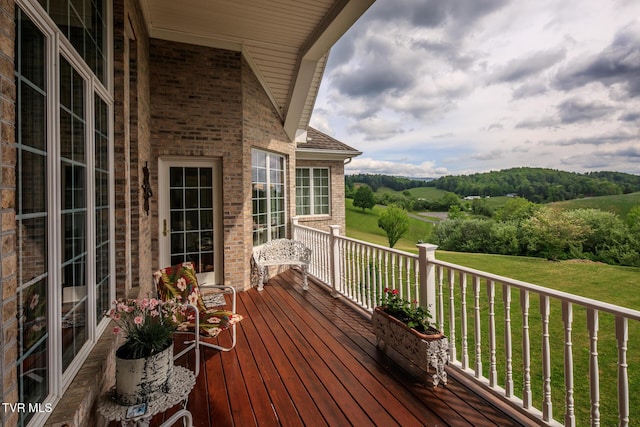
[345,174,431,192]
[426,167,640,203]
[549,192,640,219]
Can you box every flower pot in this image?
[115,341,174,405]
[372,306,449,387]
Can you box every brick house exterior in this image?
[0,0,371,425]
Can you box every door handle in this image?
[163,219,168,236]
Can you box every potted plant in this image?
[373,288,449,387]
[107,298,185,405]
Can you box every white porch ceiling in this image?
[138,0,375,141]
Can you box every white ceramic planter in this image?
[115,342,174,405]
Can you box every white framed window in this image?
[296,168,329,216]
[252,149,286,245]
[15,1,112,425]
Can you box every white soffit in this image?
[139,0,375,141]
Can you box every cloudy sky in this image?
[310,0,640,178]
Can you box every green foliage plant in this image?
[495,197,538,222]
[377,204,409,248]
[520,207,587,260]
[353,185,376,212]
[108,298,184,359]
[379,288,433,333]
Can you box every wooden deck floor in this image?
[148,270,532,427]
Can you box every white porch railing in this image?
[292,221,640,427]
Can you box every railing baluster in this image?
[540,295,552,422]
[587,308,600,427]
[473,275,482,379]
[383,251,389,293]
[503,283,513,398]
[448,269,457,363]
[437,269,444,332]
[398,255,404,299]
[487,280,497,387]
[413,257,419,303]
[562,301,575,427]
[391,253,397,294]
[616,316,629,427]
[460,272,469,370]
[521,289,532,409]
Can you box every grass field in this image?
[345,199,640,426]
[548,191,640,219]
[345,199,433,251]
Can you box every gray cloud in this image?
[618,111,640,122]
[471,150,505,161]
[554,21,640,97]
[541,131,633,146]
[512,81,549,99]
[515,116,560,129]
[365,0,510,31]
[491,48,566,83]
[557,97,616,124]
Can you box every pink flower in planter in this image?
[134,316,144,325]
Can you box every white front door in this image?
[158,158,223,284]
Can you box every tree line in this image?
[426,167,640,203]
[345,174,431,192]
[346,168,640,203]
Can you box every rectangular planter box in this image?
[372,306,449,387]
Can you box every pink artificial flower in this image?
[134,316,144,325]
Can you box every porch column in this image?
[418,243,438,320]
[329,225,341,298]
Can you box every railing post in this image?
[417,243,438,320]
[292,217,299,240]
[329,225,341,298]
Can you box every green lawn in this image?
[345,200,640,426]
[548,191,640,219]
[345,199,433,252]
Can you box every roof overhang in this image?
[138,0,375,141]
[296,148,362,161]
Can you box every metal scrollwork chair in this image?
[153,262,243,376]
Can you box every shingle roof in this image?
[299,127,361,154]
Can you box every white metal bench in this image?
[253,239,311,291]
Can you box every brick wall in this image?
[149,43,295,290]
[0,0,17,425]
[294,159,347,234]
[149,41,247,288]
[113,0,153,297]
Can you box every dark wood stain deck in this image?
[136,270,534,427]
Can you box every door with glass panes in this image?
[158,159,222,284]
